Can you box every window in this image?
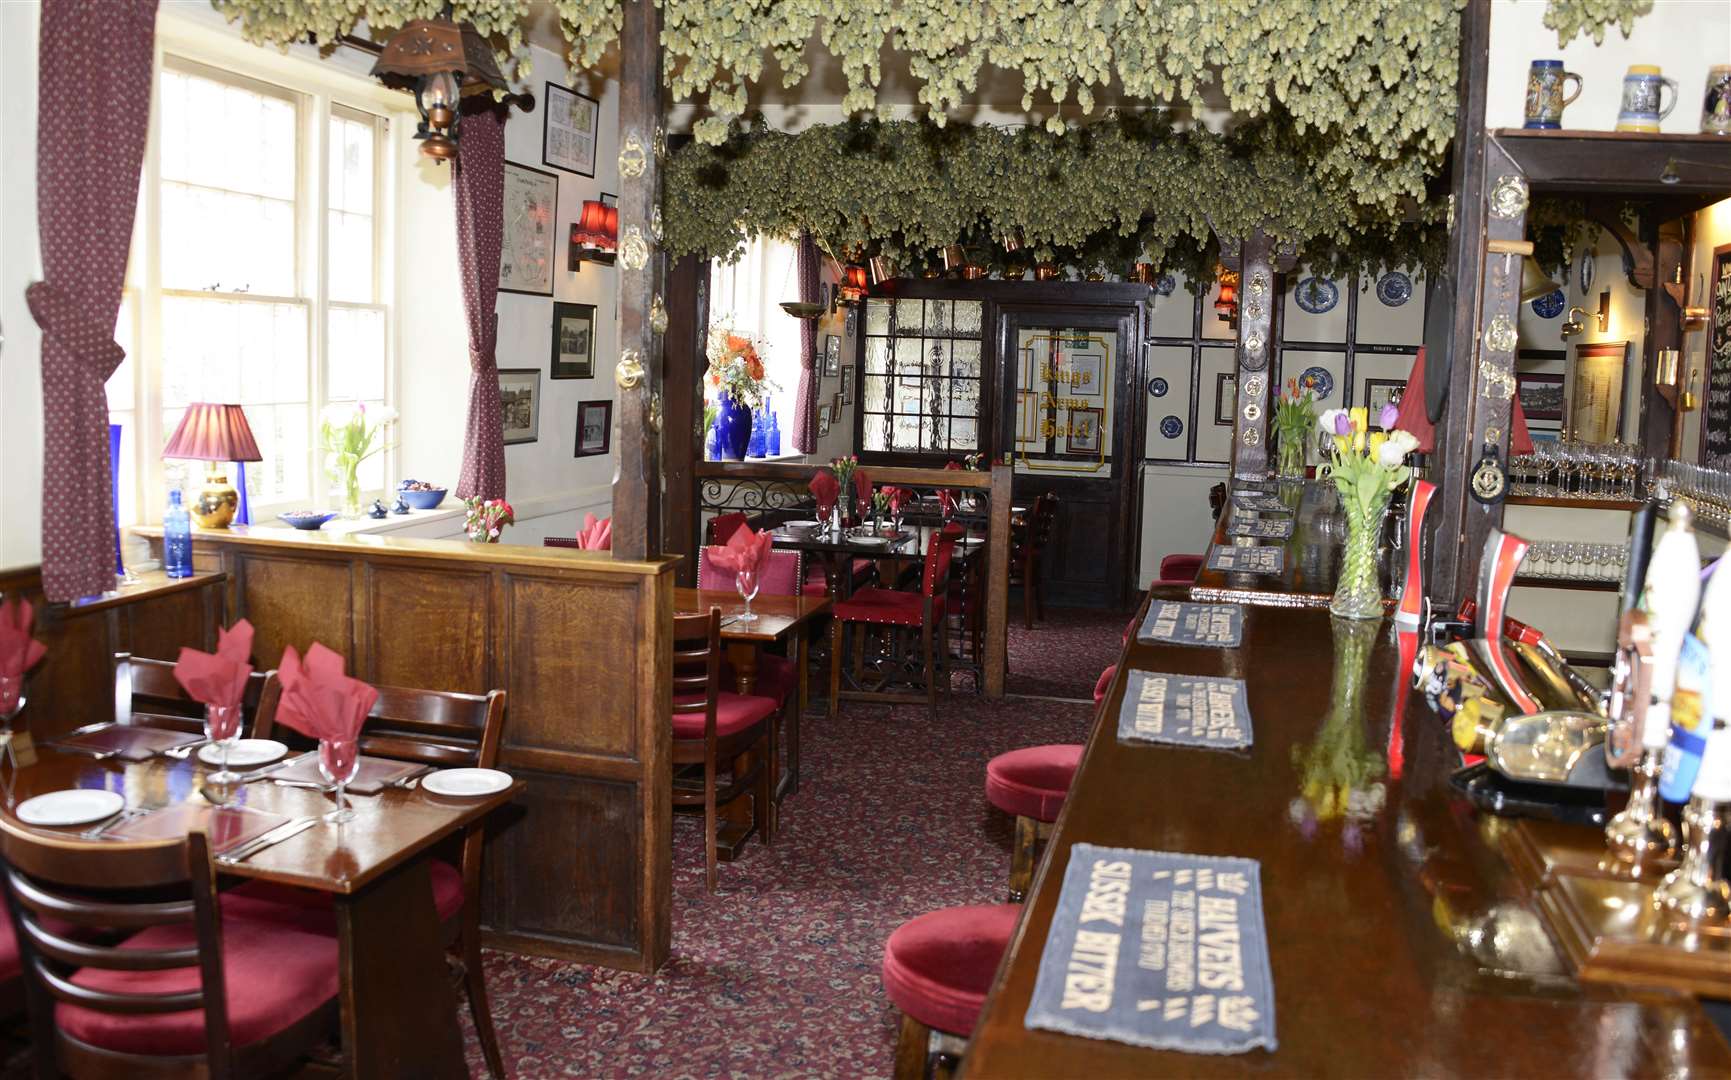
[708,237,803,440]
[860,297,984,455]
[109,57,394,523]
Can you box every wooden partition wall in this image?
[139,526,678,973]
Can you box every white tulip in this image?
[1317,408,1346,436]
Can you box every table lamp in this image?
[162,403,262,529]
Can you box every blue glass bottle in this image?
[164,490,194,579]
[746,408,768,458]
[768,411,781,456]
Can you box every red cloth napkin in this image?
[853,469,872,509]
[274,642,378,744]
[576,513,612,550]
[884,487,909,515]
[0,598,47,714]
[172,619,256,709]
[809,470,839,513]
[706,523,773,577]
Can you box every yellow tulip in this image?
[1350,408,1368,453]
[1369,431,1388,455]
[1333,434,1352,458]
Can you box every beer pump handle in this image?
[1692,566,1731,802]
[1620,500,1657,622]
[1640,502,1702,749]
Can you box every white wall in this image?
[0,1,42,574]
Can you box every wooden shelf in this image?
[1513,575,1620,592]
[1506,495,1643,512]
[1492,128,1731,203]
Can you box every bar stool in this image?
[1093,665,1116,705]
[985,744,1082,901]
[882,903,1020,1080]
[1159,552,1205,582]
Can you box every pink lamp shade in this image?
[162,403,263,463]
[1390,348,1533,456]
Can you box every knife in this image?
[233,753,311,785]
[215,817,318,865]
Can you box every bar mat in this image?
[1117,670,1252,750]
[1230,493,1289,513]
[52,725,204,762]
[1025,845,1276,1055]
[1206,545,1284,575]
[1228,517,1294,541]
[271,754,421,795]
[107,803,290,854]
[1136,600,1243,648]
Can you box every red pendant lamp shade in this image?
[601,205,618,253]
[1391,348,1533,455]
[574,199,611,251]
[162,403,262,463]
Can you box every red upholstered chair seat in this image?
[709,512,749,545]
[1093,665,1117,705]
[803,566,830,596]
[881,904,1021,1037]
[986,744,1084,823]
[832,588,942,627]
[55,902,339,1057]
[1159,553,1204,582]
[671,691,777,739]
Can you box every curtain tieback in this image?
[26,281,126,378]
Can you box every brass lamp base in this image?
[191,469,238,530]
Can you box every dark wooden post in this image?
[610,0,666,561]
[1220,230,1278,479]
[1642,213,1686,458]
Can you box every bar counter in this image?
[963,588,1731,1076]
[1191,480,1394,610]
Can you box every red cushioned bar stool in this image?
[985,744,1083,901]
[882,903,1020,1080]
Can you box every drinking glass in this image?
[817,503,834,535]
[1561,542,1582,580]
[1535,442,1557,498]
[204,703,243,784]
[318,738,361,824]
[736,567,760,623]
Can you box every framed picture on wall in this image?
[499,162,557,297]
[1570,341,1629,443]
[1362,378,1405,419]
[1515,371,1565,422]
[498,369,541,445]
[1066,407,1103,455]
[1068,352,1104,398]
[542,82,599,177]
[1214,372,1238,426]
[550,302,596,379]
[817,407,832,438]
[600,191,618,208]
[574,400,612,457]
[841,366,855,405]
[823,334,842,376]
[831,392,843,419]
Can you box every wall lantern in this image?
[838,265,868,306]
[1214,267,1240,324]
[370,9,508,163]
[1560,290,1611,339]
[569,199,617,270]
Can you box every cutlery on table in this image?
[78,807,150,840]
[165,740,210,760]
[45,744,120,761]
[389,766,434,789]
[232,754,310,785]
[215,818,318,865]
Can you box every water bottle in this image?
[164,490,194,579]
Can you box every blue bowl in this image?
[278,511,337,531]
[398,487,447,510]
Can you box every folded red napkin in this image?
[706,523,774,577]
[809,470,839,513]
[274,642,378,745]
[0,597,47,714]
[853,469,872,509]
[173,619,256,710]
[576,512,612,550]
[884,486,909,515]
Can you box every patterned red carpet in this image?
[460,608,1122,1078]
[1004,605,1133,700]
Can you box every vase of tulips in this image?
[1273,379,1315,481]
[319,403,396,518]
[1317,404,1417,620]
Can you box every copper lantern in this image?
[371,13,508,163]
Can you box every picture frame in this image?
[1068,352,1104,398]
[498,369,541,445]
[1515,371,1565,422]
[831,391,844,419]
[823,334,842,376]
[574,400,612,457]
[1570,341,1630,443]
[542,82,599,177]
[1016,390,1039,445]
[550,302,596,379]
[1066,407,1104,455]
[841,365,855,405]
[1214,372,1238,426]
[499,162,558,297]
[1362,378,1405,420]
[600,191,618,208]
[817,407,832,438]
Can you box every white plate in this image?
[199,739,287,768]
[782,520,819,529]
[17,789,126,827]
[421,768,513,797]
[850,536,890,547]
[957,536,984,545]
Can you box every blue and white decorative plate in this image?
[1375,271,1412,307]
[1155,273,1176,296]
[1577,247,1594,292]
[1532,289,1566,319]
[1298,366,1335,400]
[1149,377,1169,398]
[1294,276,1339,314]
[1159,415,1184,439]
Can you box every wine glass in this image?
[204,703,243,785]
[817,502,834,536]
[0,673,24,769]
[735,567,760,624]
[318,737,361,824]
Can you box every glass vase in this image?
[1329,487,1391,620]
[1276,435,1306,481]
[340,463,364,519]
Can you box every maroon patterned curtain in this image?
[453,102,507,500]
[29,0,158,601]
[792,232,820,453]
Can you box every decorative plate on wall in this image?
[1375,271,1412,307]
[1149,377,1169,397]
[1294,276,1339,315]
[1577,247,1594,293]
[1155,274,1177,296]
[1298,366,1335,400]
[1159,415,1184,439]
[1532,289,1566,319]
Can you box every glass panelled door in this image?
[1012,327,1115,479]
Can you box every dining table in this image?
[0,738,520,1079]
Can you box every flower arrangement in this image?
[962,453,984,471]
[705,322,772,408]
[1273,380,1316,478]
[319,402,396,517]
[1288,618,1387,854]
[1316,405,1418,619]
[463,496,515,544]
[829,454,859,494]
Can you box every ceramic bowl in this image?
[398,487,447,510]
[278,511,336,531]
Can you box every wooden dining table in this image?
[0,743,519,1079]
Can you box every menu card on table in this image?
[1230,493,1289,513]
[51,725,204,762]
[1206,545,1284,575]
[107,803,289,854]
[1117,670,1252,749]
[1136,601,1243,648]
[271,754,422,795]
[1024,845,1276,1055]
[1227,517,1294,541]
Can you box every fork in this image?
[79,807,149,840]
[165,740,210,760]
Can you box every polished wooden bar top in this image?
[61,568,225,612]
[1190,480,1392,609]
[0,749,519,895]
[674,588,829,643]
[964,592,1731,1077]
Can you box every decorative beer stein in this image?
[1704,64,1731,135]
[1617,64,1679,132]
[1524,60,1582,129]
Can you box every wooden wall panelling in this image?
[363,560,492,692]
[230,553,357,669]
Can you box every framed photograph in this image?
[823,334,842,376]
[1570,341,1630,443]
[1016,390,1040,445]
[1068,352,1104,398]
[1066,407,1104,455]
[841,365,855,405]
[550,302,596,379]
[600,191,618,208]
[1515,371,1565,422]
[1362,378,1405,420]
[817,407,832,438]
[500,162,557,297]
[831,391,843,419]
[498,369,541,445]
[542,82,599,177]
[1214,372,1238,426]
[574,400,612,457]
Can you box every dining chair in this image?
[672,610,776,891]
[1006,493,1058,629]
[0,819,341,1079]
[697,547,802,794]
[112,652,269,735]
[707,511,750,545]
[245,679,510,1080]
[881,903,1020,1080]
[828,528,960,720]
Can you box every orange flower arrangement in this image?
[704,321,773,407]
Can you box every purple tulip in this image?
[1333,412,1352,436]
[1379,403,1399,430]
